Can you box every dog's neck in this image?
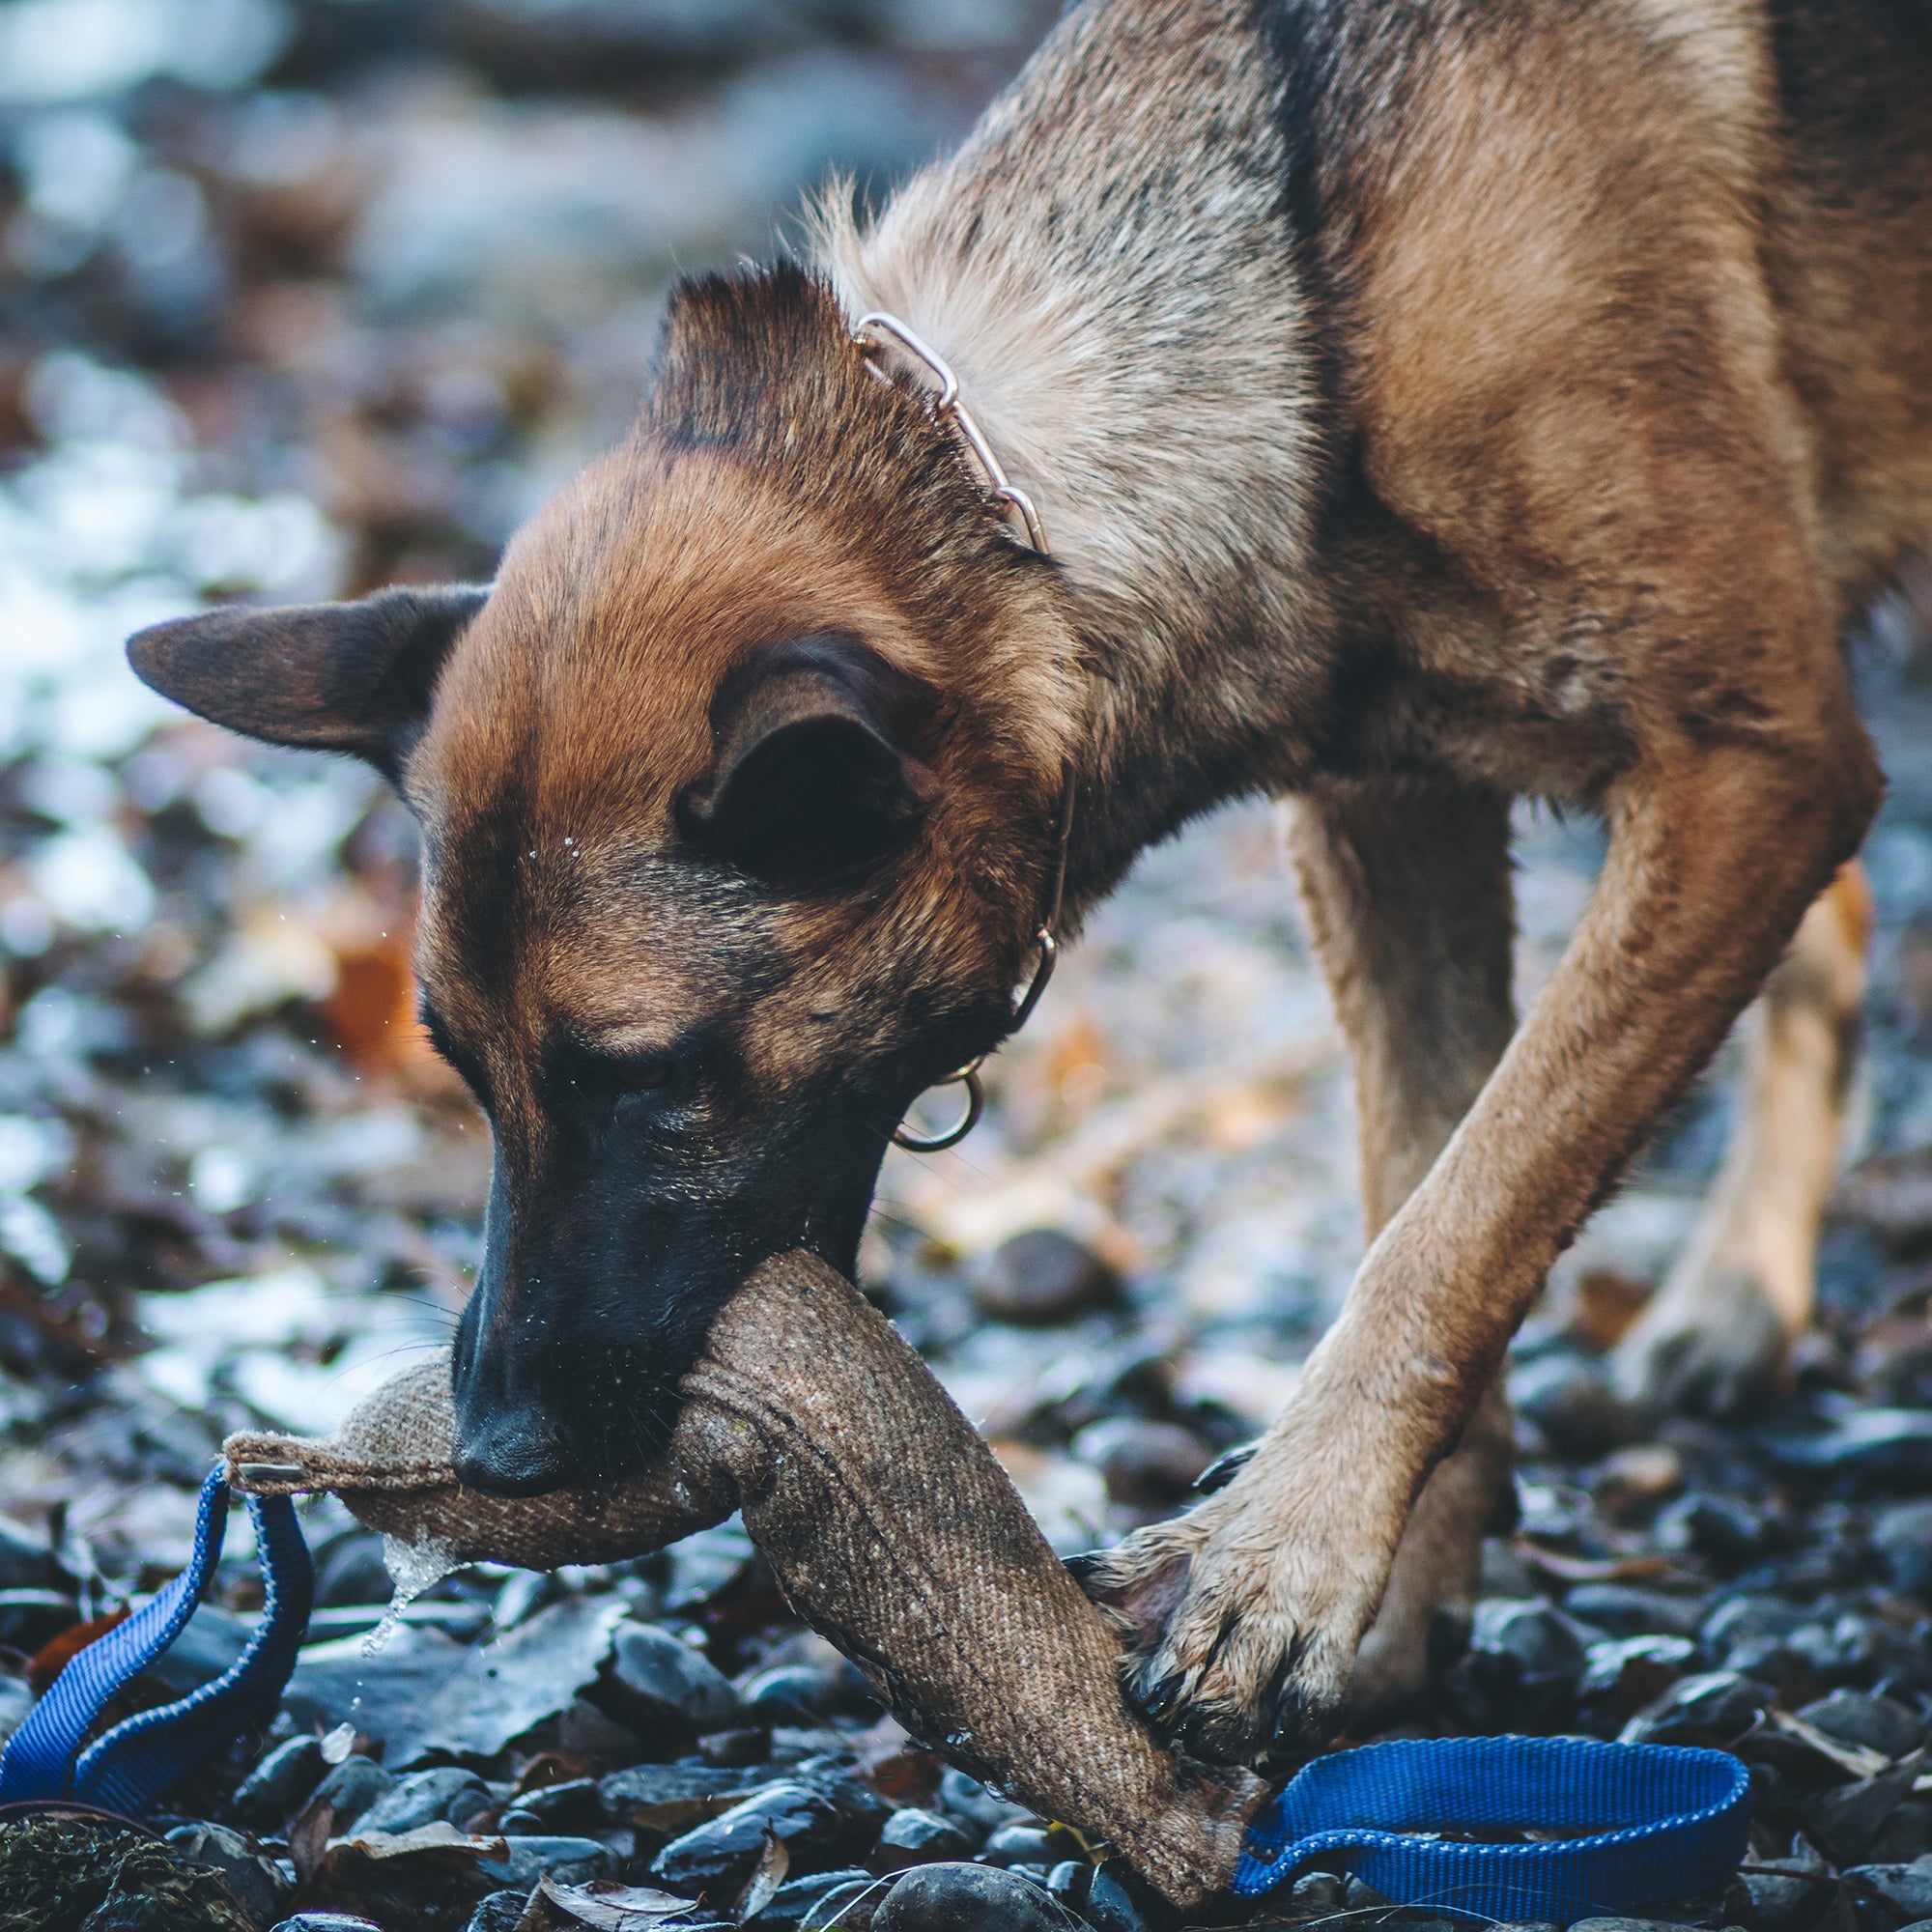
[816,0,1332,898]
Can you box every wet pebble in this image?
[1875,1501,1932,1599]
[0,1516,67,1593]
[872,1861,1069,1931]
[611,1620,747,1732]
[232,1735,327,1829]
[355,1764,494,1834]
[747,1867,876,1929]
[870,1806,979,1871]
[463,1895,531,1932]
[1655,1491,1772,1568]
[935,1768,1029,1833]
[268,1918,384,1931]
[0,1587,78,1651]
[1568,1919,1691,1932]
[1563,1583,1705,1640]
[307,1754,395,1830]
[1510,1354,1638,1456]
[1801,1692,1924,1760]
[1744,1856,1831,1932]
[1847,1862,1932,1923]
[165,1821,291,1926]
[1620,1669,1774,1745]
[1070,1417,1214,1507]
[651,1779,852,1893]
[977,1228,1117,1324]
[476,1833,614,1888]
[980,1822,1059,1865]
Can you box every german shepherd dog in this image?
[129,0,1931,1765]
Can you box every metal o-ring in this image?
[893,1065,986,1153]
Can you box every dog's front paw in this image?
[1071,1492,1384,1768]
[1611,1263,1791,1417]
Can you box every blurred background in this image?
[1,0,1932,1701]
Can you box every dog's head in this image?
[130,265,1082,1493]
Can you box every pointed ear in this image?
[679,635,939,884]
[126,583,491,779]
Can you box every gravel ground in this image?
[5,4,1932,1929]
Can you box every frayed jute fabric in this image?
[223,1252,1264,1907]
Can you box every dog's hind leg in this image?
[1279,780,1520,1726]
[1614,860,1871,1415]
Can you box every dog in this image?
[128,0,1930,1767]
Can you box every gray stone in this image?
[1470,1599,1589,1683]
[502,1776,601,1833]
[1847,1862,1932,1922]
[1509,1354,1638,1456]
[148,1602,250,1694]
[651,1780,848,1893]
[1084,1862,1163,1932]
[1070,1418,1214,1508]
[0,1588,78,1652]
[232,1736,327,1829]
[1745,1859,1831,1932]
[1563,1584,1706,1639]
[0,1515,66,1592]
[1655,1492,1769,1567]
[980,1822,1056,1865]
[1620,1670,1774,1745]
[165,1821,291,1926]
[746,1868,876,1929]
[464,1895,532,1932]
[935,1768,1028,1833]
[1567,1920,1687,1932]
[870,1807,978,1871]
[611,1619,746,1730]
[1801,1693,1922,1761]
[1876,1502,1932,1599]
[268,1918,384,1931]
[474,1834,614,1888]
[978,1229,1117,1324]
[355,1766,493,1835]
[802,1879,890,1929]
[873,1861,1069,1931]
[308,1755,395,1830]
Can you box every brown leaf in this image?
[733,1827,789,1923]
[287,1798,335,1886]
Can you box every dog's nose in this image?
[452,1400,574,1497]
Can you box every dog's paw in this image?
[1611,1264,1791,1417]
[1071,1494,1382,1768]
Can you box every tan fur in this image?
[1614,862,1872,1411]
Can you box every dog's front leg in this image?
[1083,724,1880,1766]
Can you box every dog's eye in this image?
[618,1057,673,1094]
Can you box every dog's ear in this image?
[681,635,938,884]
[127,584,490,781]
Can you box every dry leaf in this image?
[536,1873,701,1928]
[734,1827,789,1922]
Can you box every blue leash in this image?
[0,1466,313,1815]
[1234,1733,1752,1922]
[0,1470,1750,1929]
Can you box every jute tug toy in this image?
[223,1250,1265,1910]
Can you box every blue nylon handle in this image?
[0,1465,314,1814]
[1235,1734,1752,1922]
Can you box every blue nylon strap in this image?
[1235,1735,1752,1923]
[0,1465,314,1814]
